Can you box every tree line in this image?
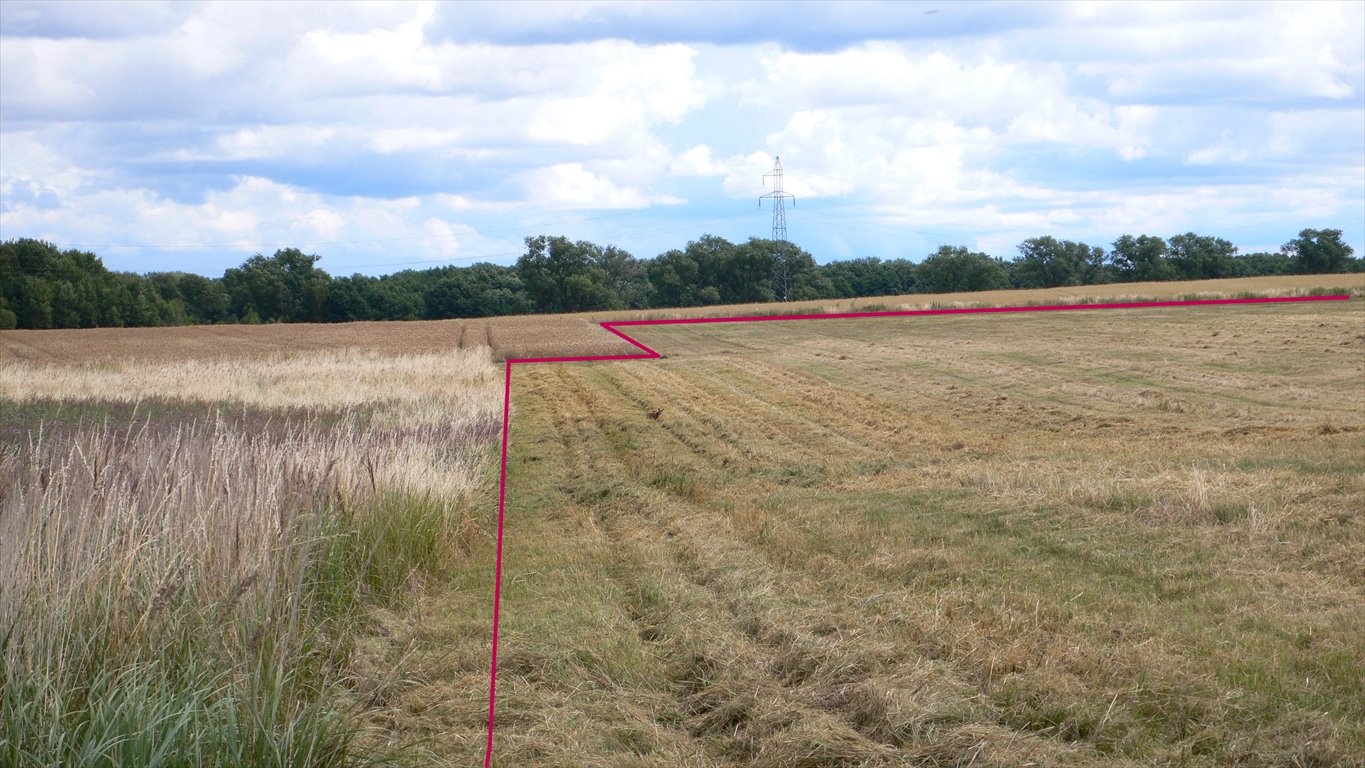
[1,228,1358,330]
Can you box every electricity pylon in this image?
[759,156,797,300]
[759,156,795,241]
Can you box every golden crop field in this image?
[2,274,1362,767]
[0,314,638,366]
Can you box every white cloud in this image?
[286,4,444,95]
[369,128,466,155]
[525,42,704,146]
[671,145,727,176]
[526,163,682,210]
[206,126,340,162]
[421,217,464,259]
[0,175,521,272]
[742,45,1061,123]
[1183,141,1250,166]
[293,208,345,240]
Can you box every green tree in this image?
[595,245,649,309]
[821,257,916,298]
[645,249,705,307]
[727,238,825,303]
[368,276,425,320]
[222,248,329,322]
[685,234,733,270]
[326,275,374,322]
[725,239,786,304]
[1014,237,1108,288]
[0,296,16,330]
[14,276,55,329]
[52,282,83,328]
[422,264,529,318]
[917,245,1010,293]
[1281,229,1355,274]
[1110,234,1174,282]
[517,236,621,313]
[1166,233,1237,279]
[177,274,231,323]
[1226,252,1294,277]
[2,240,72,328]
[644,234,742,309]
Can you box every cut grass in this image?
[452,299,1363,766]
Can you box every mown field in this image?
[2,275,1362,767]
[473,293,1363,766]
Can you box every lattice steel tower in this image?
[759,156,795,241]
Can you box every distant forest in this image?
[1,229,1359,330]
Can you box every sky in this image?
[1,0,1363,277]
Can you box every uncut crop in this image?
[0,346,500,768]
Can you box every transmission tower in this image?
[759,156,797,300]
[758,156,795,241]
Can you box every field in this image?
[3,274,1358,365]
[2,275,1362,767]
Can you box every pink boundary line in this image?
[482,293,1350,766]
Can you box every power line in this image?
[12,200,769,277]
[323,205,763,272]
[46,190,762,252]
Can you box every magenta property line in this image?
[481,293,1350,766]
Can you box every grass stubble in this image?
[1,275,1362,767]
[480,296,1363,766]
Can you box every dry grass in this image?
[2,346,500,428]
[0,345,502,766]
[2,413,487,658]
[378,297,1363,767]
[577,273,1364,323]
[0,314,635,366]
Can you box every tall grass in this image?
[1,372,499,766]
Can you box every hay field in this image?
[419,296,1359,766]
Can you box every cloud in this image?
[424,1,1063,51]
[0,0,1360,272]
[0,174,523,274]
[526,163,683,210]
[0,0,191,40]
[0,178,61,212]
[671,145,727,176]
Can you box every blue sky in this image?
[1,0,1362,276]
